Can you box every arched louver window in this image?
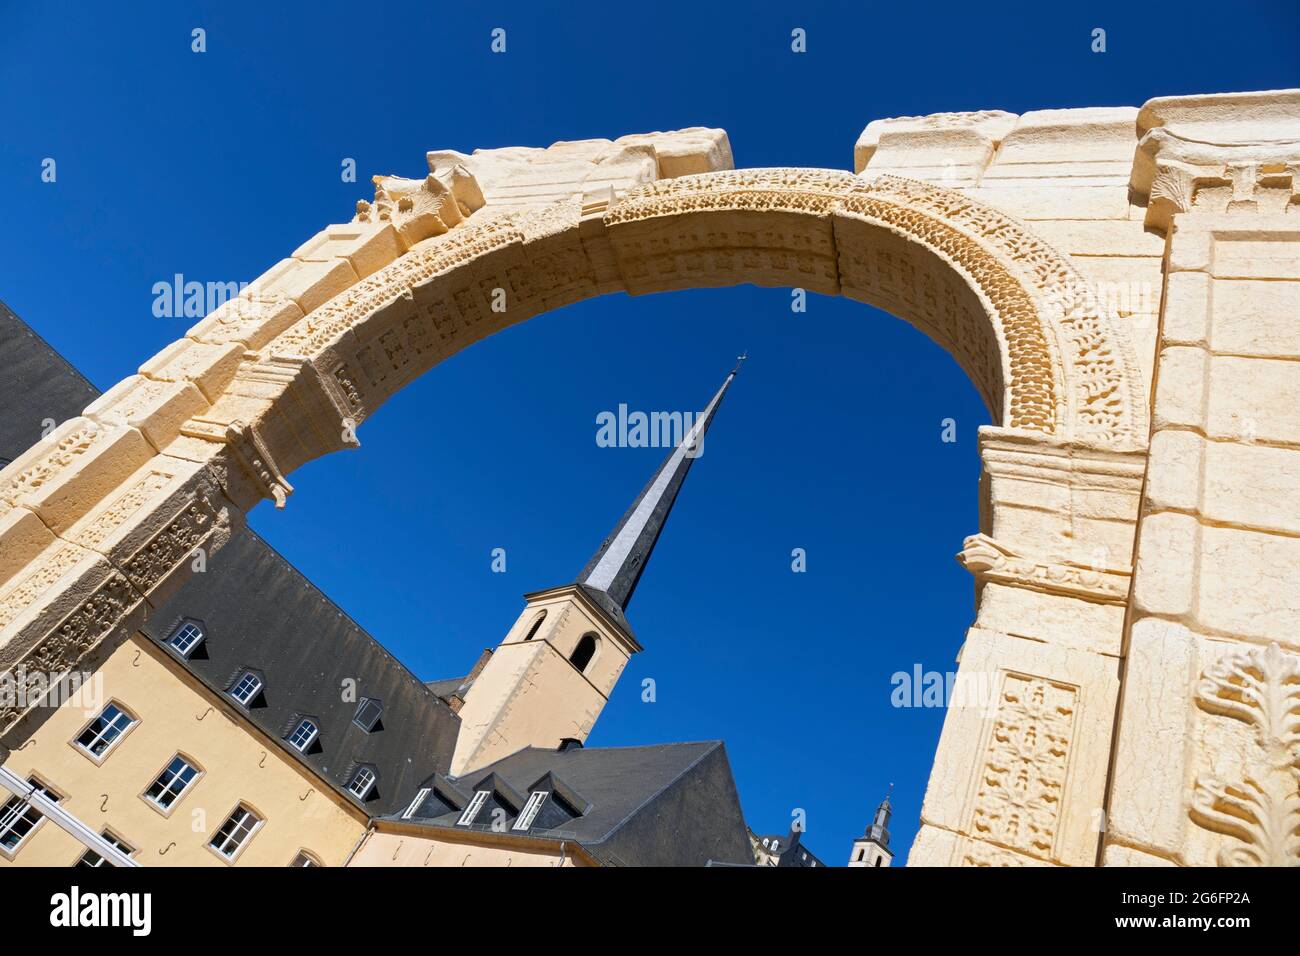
[523,610,547,641]
[570,633,598,673]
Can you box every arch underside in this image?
[263,169,1148,484]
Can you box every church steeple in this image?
[849,786,895,867]
[450,358,745,776]
[576,357,744,625]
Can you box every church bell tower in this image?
[450,360,743,776]
[849,791,894,867]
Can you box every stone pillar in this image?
[1104,91,1300,866]
[909,426,1144,866]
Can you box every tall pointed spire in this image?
[576,356,744,623]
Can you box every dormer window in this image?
[457,790,490,826]
[402,788,431,820]
[570,633,598,672]
[348,766,377,801]
[229,672,262,706]
[512,791,548,831]
[287,718,319,752]
[353,697,383,733]
[167,621,204,658]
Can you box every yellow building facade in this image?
[0,633,368,867]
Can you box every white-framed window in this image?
[290,850,322,867]
[75,703,135,759]
[144,756,200,810]
[75,830,135,868]
[402,787,431,820]
[167,621,204,658]
[0,779,60,854]
[229,672,262,706]
[209,805,262,860]
[512,790,548,831]
[287,718,318,752]
[457,790,491,826]
[348,766,376,800]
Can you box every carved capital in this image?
[1132,90,1300,229]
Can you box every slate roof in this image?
[752,826,827,867]
[140,527,462,817]
[575,363,741,628]
[0,299,98,466]
[387,740,755,867]
[0,302,462,819]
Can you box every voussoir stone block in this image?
[84,375,209,452]
[0,418,153,536]
[0,507,57,588]
[292,222,407,280]
[245,256,359,316]
[186,291,305,351]
[139,338,245,404]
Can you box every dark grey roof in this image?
[423,676,468,700]
[0,299,98,465]
[141,527,462,816]
[0,303,461,818]
[575,361,741,624]
[388,740,754,866]
[753,826,828,868]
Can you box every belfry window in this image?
[523,610,547,641]
[570,633,598,673]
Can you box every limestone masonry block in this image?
[985,107,1140,185]
[139,338,244,404]
[0,418,153,536]
[1160,272,1211,347]
[1152,346,1208,431]
[1131,512,1198,618]
[1144,430,1203,514]
[1210,278,1300,357]
[186,291,305,351]
[1205,355,1300,443]
[84,375,209,452]
[1202,440,1300,535]
[292,222,406,279]
[1196,526,1300,644]
[0,507,57,587]
[245,256,359,316]
[0,541,135,670]
[854,110,1017,176]
[920,626,1119,867]
[1105,618,1198,860]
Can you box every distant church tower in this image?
[450,361,743,775]
[848,792,893,867]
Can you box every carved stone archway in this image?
[0,131,1152,868]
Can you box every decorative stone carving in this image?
[957,533,1130,604]
[355,165,486,247]
[1189,642,1300,866]
[970,673,1078,860]
[1131,90,1300,229]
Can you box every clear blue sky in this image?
[2,1,1295,863]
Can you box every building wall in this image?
[0,633,367,867]
[348,828,585,867]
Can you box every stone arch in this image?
[0,154,1152,870]
[251,168,1146,489]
